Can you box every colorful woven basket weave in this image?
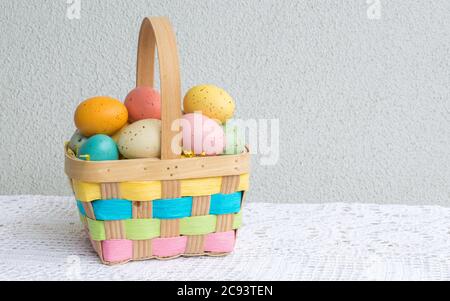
[64,17,250,265]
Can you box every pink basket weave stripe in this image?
[100,232,236,263]
[102,239,133,262]
[152,236,188,257]
[204,231,236,253]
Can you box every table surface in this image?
[1,195,450,281]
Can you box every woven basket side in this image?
[76,188,245,264]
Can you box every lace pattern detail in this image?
[1,196,450,280]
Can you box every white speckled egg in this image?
[117,119,161,159]
[111,122,129,144]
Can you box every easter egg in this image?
[125,87,161,122]
[68,130,87,155]
[118,119,161,159]
[78,134,119,161]
[183,84,235,123]
[182,113,224,155]
[223,122,245,155]
[74,96,128,137]
[111,122,129,144]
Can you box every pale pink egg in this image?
[124,86,161,122]
[182,113,224,155]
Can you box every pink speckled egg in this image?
[124,86,161,122]
[182,113,224,155]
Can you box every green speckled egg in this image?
[223,121,245,155]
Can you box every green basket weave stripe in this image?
[180,215,217,235]
[87,218,106,240]
[232,211,242,229]
[124,219,160,240]
[86,213,242,241]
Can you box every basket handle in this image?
[136,17,182,160]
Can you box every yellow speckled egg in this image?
[74,96,128,137]
[183,84,235,123]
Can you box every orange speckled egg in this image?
[74,96,128,137]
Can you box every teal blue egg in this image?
[78,134,119,161]
[223,122,245,155]
[68,130,87,155]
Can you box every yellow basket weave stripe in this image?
[85,213,241,241]
[181,177,221,196]
[119,181,161,202]
[73,181,101,203]
[73,174,249,202]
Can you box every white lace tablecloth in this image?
[1,195,450,281]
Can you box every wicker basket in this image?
[64,17,250,265]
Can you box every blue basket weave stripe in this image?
[153,197,193,219]
[75,192,242,221]
[76,200,86,216]
[91,199,132,220]
[209,192,242,215]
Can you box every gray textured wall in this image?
[0,1,449,204]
